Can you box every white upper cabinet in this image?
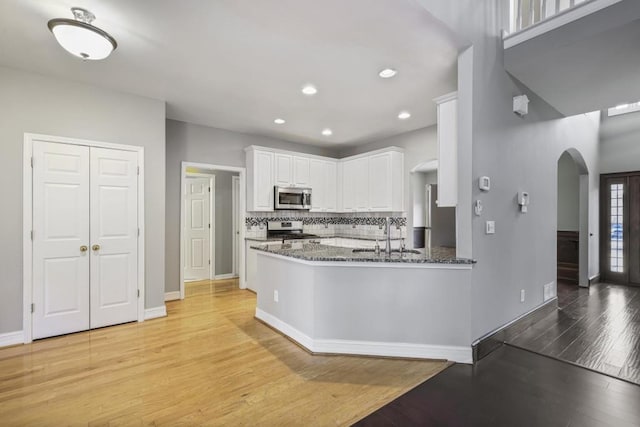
[353,157,369,211]
[246,148,274,211]
[324,160,337,212]
[274,153,293,187]
[434,92,458,207]
[293,156,310,187]
[245,146,403,213]
[341,148,403,212]
[309,159,324,211]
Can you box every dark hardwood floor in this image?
[355,345,640,427]
[506,280,640,384]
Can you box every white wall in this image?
[338,126,438,249]
[0,66,166,334]
[165,119,337,293]
[557,152,580,231]
[417,0,601,341]
[600,111,640,174]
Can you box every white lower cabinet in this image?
[245,241,258,292]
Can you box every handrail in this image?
[510,0,588,33]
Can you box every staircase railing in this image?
[510,0,588,33]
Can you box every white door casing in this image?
[89,147,139,329]
[184,177,212,281]
[32,141,91,339]
[232,175,240,276]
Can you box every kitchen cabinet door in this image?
[368,152,392,211]
[342,159,356,212]
[325,161,337,211]
[274,153,293,187]
[247,149,274,211]
[435,92,458,207]
[293,156,310,187]
[309,159,324,211]
[354,157,370,211]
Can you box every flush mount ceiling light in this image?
[301,85,318,96]
[48,7,117,60]
[321,128,333,136]
[274,118,286,124]
[398,111,411,120]
[378,68,397,79]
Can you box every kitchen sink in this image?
[351,248,421,255]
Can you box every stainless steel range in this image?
[267,221,319,242]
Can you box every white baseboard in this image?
[255,309,472,364]
[164,291,181,301]
[214,273,237,280]
[144,305,167,320]
[0,330,24,348]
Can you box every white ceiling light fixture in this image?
[321,128,333,136]
[398,111,411,120]
[301,84,318,96]
[274,118,286,124]
[378,68,398,79]
[48,8,117,60]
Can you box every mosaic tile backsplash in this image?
[245,212,407,240]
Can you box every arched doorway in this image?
[557,149,590,288]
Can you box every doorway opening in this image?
[557,149,590,288]
[179,162,246,300]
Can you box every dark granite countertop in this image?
[245,234,403,242]
[250,243,475,265]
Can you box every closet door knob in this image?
[92,244,101,251]
[80,245,88,252]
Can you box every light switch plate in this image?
[485,221,495,234]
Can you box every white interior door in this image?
[32,141,90,339]
[184,177,211,281]
[89,147,139,329]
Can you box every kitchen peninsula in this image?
[252,242,475,363]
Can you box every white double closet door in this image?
[32,141,139,339]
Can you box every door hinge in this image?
[137,228,140,237]
[31,303,34,313]
[30,157,34,168]
[209,223,211,229]
[30,230,34,241]
[208,187,211,193]
[137,289,140,298]
[209,260,211,265]
[137,166,140,175]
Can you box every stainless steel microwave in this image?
[274,186,312,210]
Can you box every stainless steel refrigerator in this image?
[425,184,456,255]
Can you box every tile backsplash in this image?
[245,212,407,240]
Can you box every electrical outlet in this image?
[274,290,279,303]
[520,289,525,303]
[485,221,495,234]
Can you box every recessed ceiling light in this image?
[48,7,117,60]
[321,128,333,136]
[302,85,318,96]
[398,111,411,120]
[274,118,286,124]
[378,68,397,79]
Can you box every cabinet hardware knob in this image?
[80,245,88,252]
[92,244,101,251]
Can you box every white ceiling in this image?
[0,0,459,146]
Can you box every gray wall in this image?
[165,119,338,293]
[214,171,237,276]
[418,0,601,341]
[557,152,580,231]
[0,66,166,334]
[338,126,438,249]
[599,111,640,174]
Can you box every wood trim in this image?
[0,330,24,348]
[472,298,558,362]
[144,306,167,320]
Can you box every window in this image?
[610,183,623,273]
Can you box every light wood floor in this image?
[0,279,448,425]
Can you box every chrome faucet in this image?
[385,217,392,256]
